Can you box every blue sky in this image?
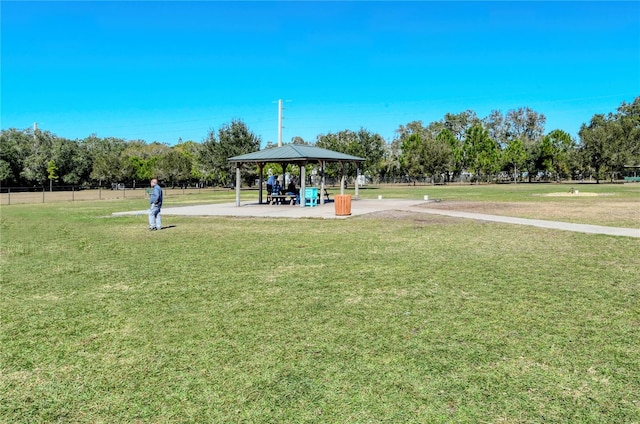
[2,1,638,148]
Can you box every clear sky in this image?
[2,1,638,148]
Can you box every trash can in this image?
[335,194,352,216]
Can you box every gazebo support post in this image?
[300,164,306,208]
[355,166,360,200]
[340,162,345,195]
[320,160,326,205]
[235,163,242,207]
[257,163,264,204]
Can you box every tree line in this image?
[1,97,638,189]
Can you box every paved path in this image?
[113,199,640,238]
[407,207,640,238]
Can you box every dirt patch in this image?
[357,209,464,225]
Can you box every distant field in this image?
[1,184,639,422]
[3,182,638,228]
[357,183,640,228]
[0,187,236,205]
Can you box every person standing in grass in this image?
[148,178,163,231]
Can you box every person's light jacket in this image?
[150,185,163,207]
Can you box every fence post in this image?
[99,186,102,200]
[72,186,75,201]
[42,187,45,203]
[123,186,125,198]
[7,188,10,205]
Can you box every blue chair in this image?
[304,187,318,207]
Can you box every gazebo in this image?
[228,144,365,207]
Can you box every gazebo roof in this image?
[228,144,365,163]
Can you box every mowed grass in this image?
[1,187,639,423]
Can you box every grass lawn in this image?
[1,185,639,422]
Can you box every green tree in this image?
[504,107,546,145]
[436,129,462,181]
[463,124,500,182]
[83,135,127,186]
[542,129,575,181]
[380,139,403,182]
[399,132,425,182]
[47,160,58,191]
[394,121,428,182]
[50,137,91,185]
[174,140,203,183]
[500,108,546,181]
[537,134,555,179]
[443,110,481,142]
[423,134,451,182]
[484,110,509,148]
[155,150,192,187]
[0,128,32,186]
[579,114,617,183]
[315,128,385,181]
[0,160,11,184]
[120,141,170,184]
[21,128,55,185]
[614,97,640,167]
[351,129,385,179]
[502,138,527,182]
[1,128,91,187]
[200,120,261,186]
[393,121,452,183]
[128,156,155,182]
[578,97,640,182]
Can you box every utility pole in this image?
[275,99,291,147]
[277,99,283,147]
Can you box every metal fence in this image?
[0,185,216,206]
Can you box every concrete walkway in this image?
[113,199,640,238]
[407,207,640,238]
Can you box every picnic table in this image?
[270,194,297,205]
[265,187,330,206]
